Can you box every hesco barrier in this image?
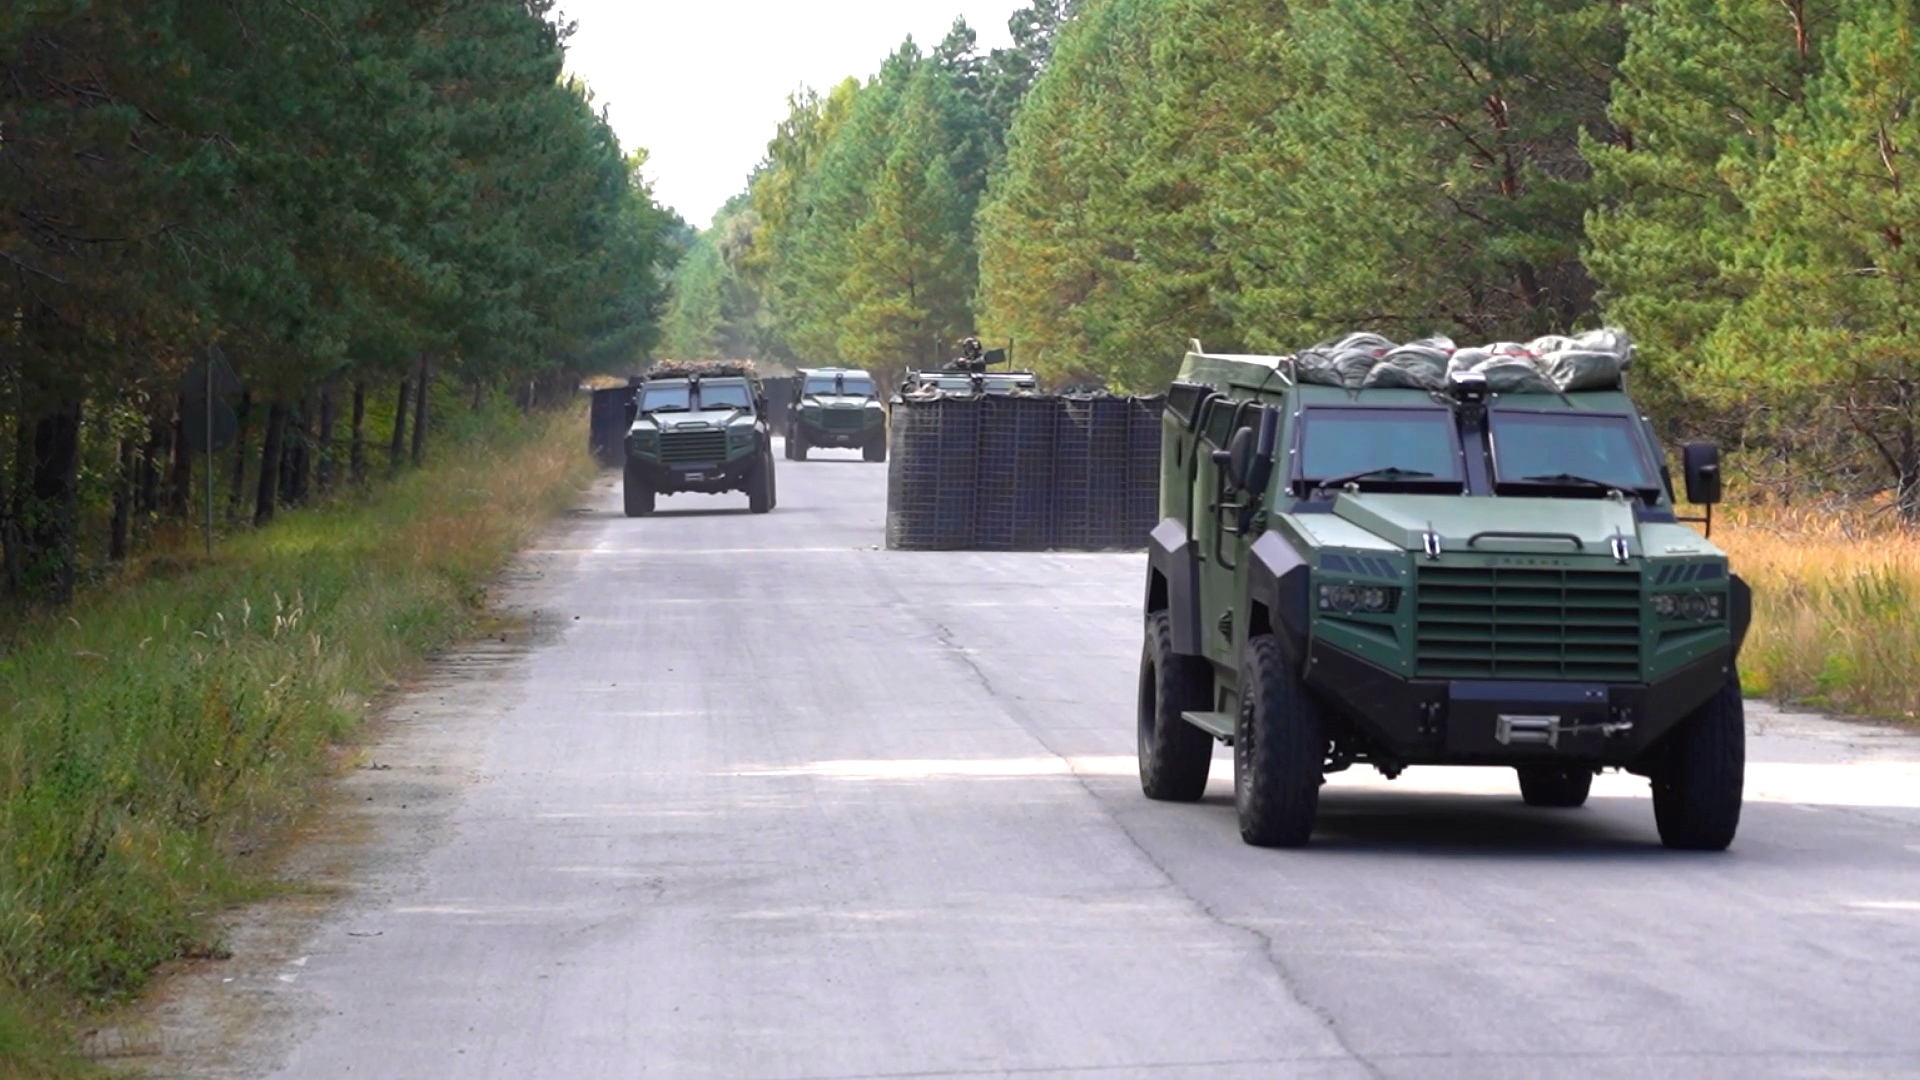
[762,376,795,436]
[886,394,1165,551]
[589,384,637,467]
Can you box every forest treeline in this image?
[667,0,1920,522]
[2,0,678,602]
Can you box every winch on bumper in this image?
[1302,639,1733,766]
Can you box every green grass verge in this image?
[0,401,593,1073]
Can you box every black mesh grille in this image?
[659,429,727,464]
[1415,565,1642,680]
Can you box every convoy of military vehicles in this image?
[604,328,1746,852]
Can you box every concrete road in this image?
[245,444,1920,1079]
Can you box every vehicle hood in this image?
[1329,492,1648,557]
[633,408,747,432]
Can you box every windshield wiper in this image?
[1518,472,1623,489]
[1314,467,1436,490]
[645,404,690,413]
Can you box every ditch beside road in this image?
[125,441,1920,1079]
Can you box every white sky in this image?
[557,1,1029,228]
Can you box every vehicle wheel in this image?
[863,430,887,463]
[747,452,774,514]
[792,428,808,461]
[1517,766,1593,808]
[1138,611,1214,802]
[1234,635,1326,848]
[1651,669,1744,851]
[622,464,654,518]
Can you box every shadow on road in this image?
[1185,791,1667,857]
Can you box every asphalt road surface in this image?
[210,442,1920,1079]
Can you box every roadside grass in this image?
[1716,508,1920,722]
[0,401,592,1072]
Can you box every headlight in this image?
[1318,582,1399,615]
[1652,591,1726,621]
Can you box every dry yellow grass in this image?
[1714,508,1920,721]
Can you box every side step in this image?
[1180,710,1236,741]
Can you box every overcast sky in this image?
[556,1,1029,228]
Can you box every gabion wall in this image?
[886,395,1165,551]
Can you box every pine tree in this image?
[1710,1,1920,518]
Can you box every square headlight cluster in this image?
[1652,591,1726,621]
[1317,582,1401,615]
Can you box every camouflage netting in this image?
[648,359,759,380]
[1293,329,1633,394]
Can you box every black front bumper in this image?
[1304,640,1732,766]
[796,416,880,448]
[628,452,756,494]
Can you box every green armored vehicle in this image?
[623,364,776,517]
[1139,335,1749,850]
[788,367,888,462]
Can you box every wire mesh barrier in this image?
[975,396,1059,550]
[886,394,1165,551]
[589,385,635,467]
[762,376,795,436]
[886,396,982,550]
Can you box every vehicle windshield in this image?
[805,375,875,397]
[699,381,752,410]
[1490,411,1660,494]
[640,384,691,412]
[1297,408,1461,488]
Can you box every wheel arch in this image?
[1147,518,1203,656]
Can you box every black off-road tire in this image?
[1651,670,1744,851]
[1517,766,1594,808]
[1234,635,1326,848]
[747,451,774,514]
[622,463,654,518]
[1138,611,1214,801]
[863,429,888,463]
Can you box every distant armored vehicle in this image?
[1139,335,1749,850]
[623,363,775,516]
[787,367,888,462]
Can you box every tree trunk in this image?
[27,402,83,603]
[1899,414,1919,527]
[350,381,367,484]
[255,402,287,527]
[410,353,432,466]
[140,415,167,517]
[389,379,411,471]
[470,379,485,412]
[286,399,311,506]
[168,394,192,517]
[228,390,253,522]
[110,437,134,562]
[315,385,337,494]
[1,422,22,595]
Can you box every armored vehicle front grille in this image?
[1414,566,1642,681]
[822,407,866,430]
[659,429,728,463]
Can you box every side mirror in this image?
[1682,443,1722,506]
[1223,427,1256,490]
